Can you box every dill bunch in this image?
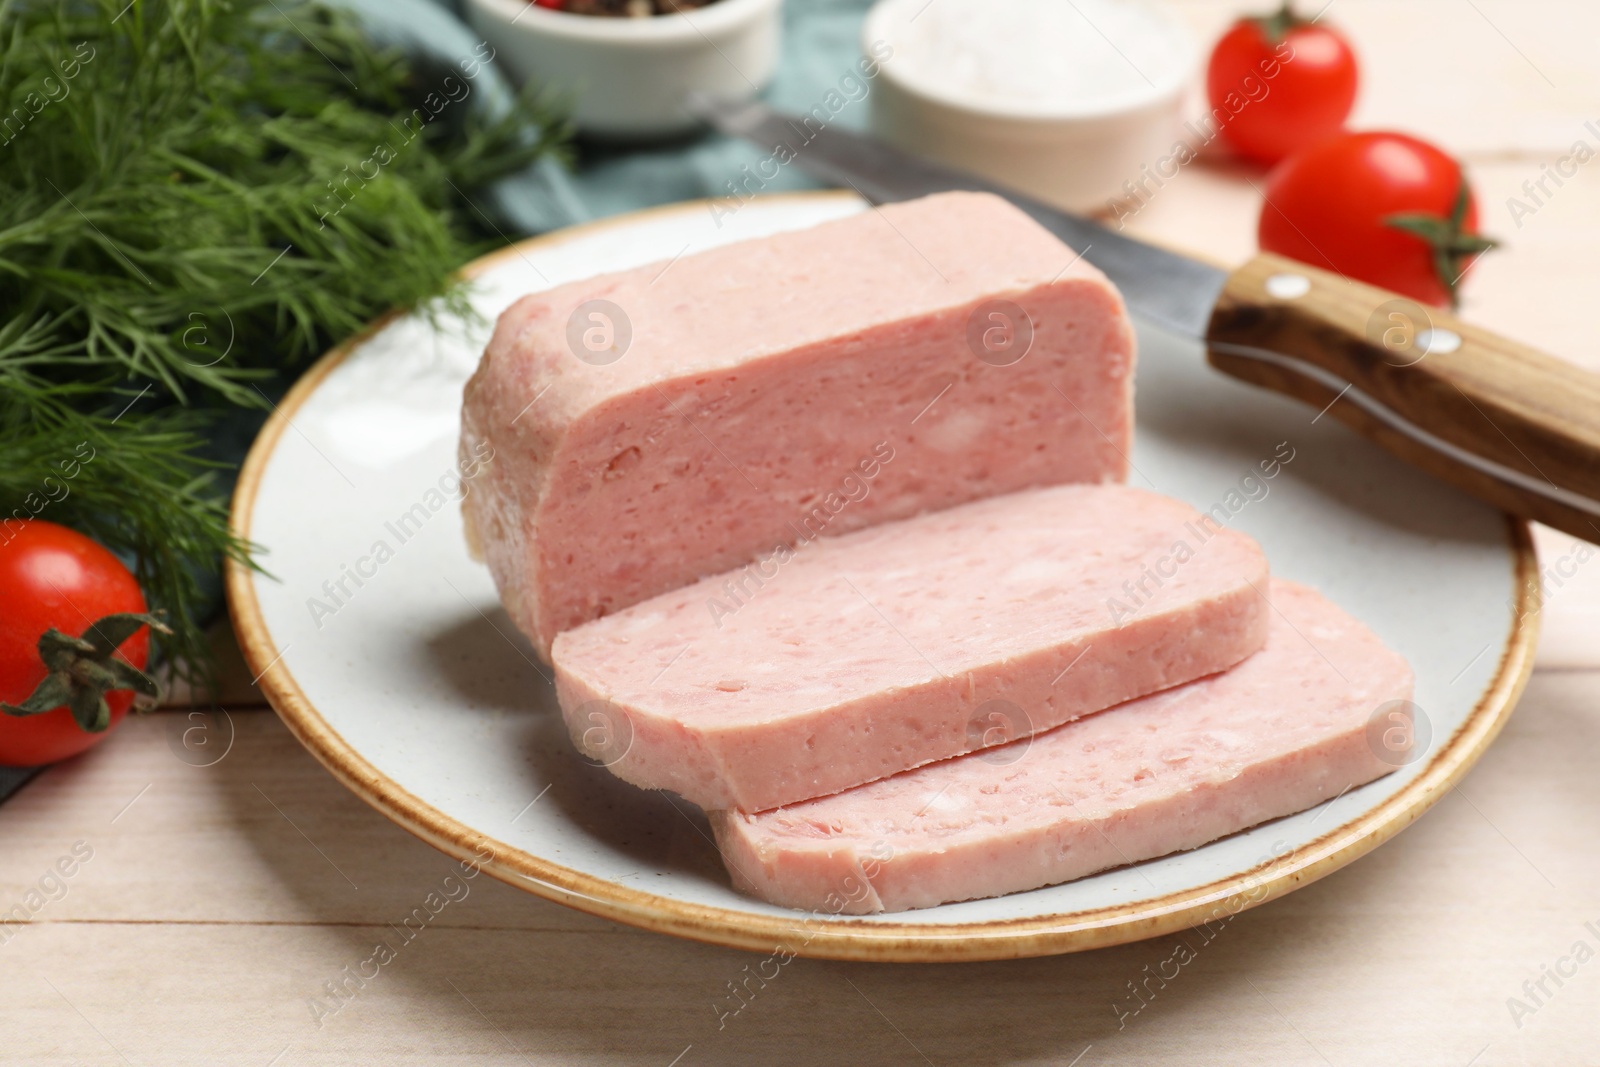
[0,0,569,679]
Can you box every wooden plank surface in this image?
[2,675,1597,1067]
[6,2,1600,1063]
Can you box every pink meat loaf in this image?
[711,580,1414,914]
[460,191,1136,656]
[552,484,1271,812]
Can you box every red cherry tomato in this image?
[1207,5,1358,164]
[1258,131,1496,307]
[0,521,151,766]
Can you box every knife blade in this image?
[700,99,1600,544]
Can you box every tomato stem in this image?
[1250,1,1313,45]
[1383,180,1499,310]
[1,612,171,733]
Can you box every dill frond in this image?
[0,0,570,680]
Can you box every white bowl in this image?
[465,0,782,139]
[862,0,1196,213]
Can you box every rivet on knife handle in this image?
[1205,252,1600,544]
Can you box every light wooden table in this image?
[4,3,1598,1063]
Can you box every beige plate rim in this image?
[225,191,1541,963]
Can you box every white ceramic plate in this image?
[228,192,1536,962]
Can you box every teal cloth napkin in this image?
[339,0,874,232]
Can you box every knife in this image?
[701,98,1600,546]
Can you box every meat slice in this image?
[552,484,1271,812]
[711,581,1414,914]
[459,191,1135,656]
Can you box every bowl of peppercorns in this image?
[465,0,782,139]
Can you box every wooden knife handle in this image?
[1205,252,1600,544]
